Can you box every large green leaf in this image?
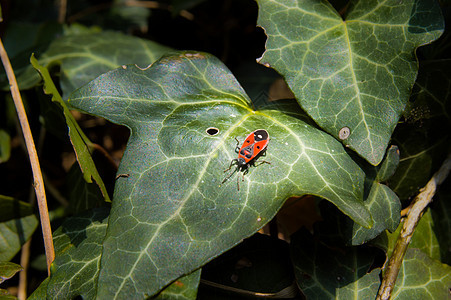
[0,195,38,261]
[256,0,444,165]
[69,51,373,298]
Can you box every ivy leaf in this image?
[0,195,38,261]
[20,31,171,97]
[383,208,441,262]
[31,55,111,202]
[66,163,106,214]
[0,261,23,284]
[256,0,444,165]
[409,60,451,126]
[409,209,441,260]
[69,51,372,298]
[391,249,451,299]
[0,262,23,299]
[316,146,401,245]
[290,228,382,299]
[350,145,401,244]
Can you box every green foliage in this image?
[20,30,171,98]
[0,261,23,283]
[391,249,451,300]
[0,0,450,299]
[68,51,373,298]
[0,261,23,299]
[0,196,38,262]
[256,0,444,165]
[47,208,108,299]
[31,56,111,202]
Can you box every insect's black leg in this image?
[234,137,241,153]
[224,159,237,173]
[255,160,271,166]
[243,167,249,176]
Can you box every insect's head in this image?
[237,157,247,167]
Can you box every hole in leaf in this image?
[206,127,219,136]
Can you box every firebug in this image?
[222,129,270,190]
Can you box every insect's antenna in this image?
[222,167,238,184]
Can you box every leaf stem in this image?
[377,150,451,300]
[0,38,55,275]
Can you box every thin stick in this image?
[58,0,67,23]
[0,39,55,274]
[18,127,46,299]
[18,239,31,300]
[377,151,451,300]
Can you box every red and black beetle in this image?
[222,129,270,190]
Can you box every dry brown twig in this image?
[377,151,451,300]
[0,39,55,275]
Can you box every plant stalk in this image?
[0,39,55,275]
[377,151,451,300]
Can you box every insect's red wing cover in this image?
[238,132,256,163]
[238,130,269,164]
[241,132,255,148]
[253,139,269,157]
[251,129,269,161]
